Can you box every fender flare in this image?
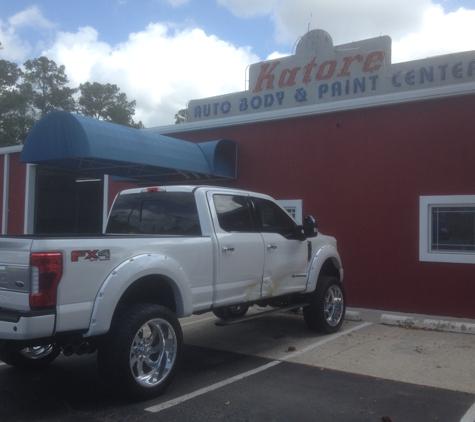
[84,253,193,337]
[304,244,343,294]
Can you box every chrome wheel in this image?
[0,343,60,369]
[98,303,182,399]
[228,304,248,316]
[130,318,178,388]
[303,275,346,334]
[324,285,344,327]
[20,345,56,360]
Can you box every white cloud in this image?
[8,6,55,29]
[271,0,433,47]
[0,6,55,62]
[43,27,111,82]
[0,22,31,61]
[42,23,259,127]
[217,0,475,62]
[392,5,475,62]
[164,0,190,6]
[266,51,288,60]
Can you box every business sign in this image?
[187,29,475,122]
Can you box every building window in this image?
[420,196,475,264]
[277,200,302,224]
[283,206,297,220]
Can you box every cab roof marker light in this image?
[142,187,166,193]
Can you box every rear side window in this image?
[213,194,254,232]
[106,192,201,235]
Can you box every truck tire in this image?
[97,303,182,399]
[303,276,345,334]
[212,304,250,320]
[0,344,60,369]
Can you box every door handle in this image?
[267,243,277,251]
[222,245,235,253]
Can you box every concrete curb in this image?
[345,310,362,322]
[380,314,475,335]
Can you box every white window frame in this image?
[419,195,475,264]
[277,199,302,224]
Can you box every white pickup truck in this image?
[0,185,344,399]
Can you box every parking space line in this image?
[280,322,372,361]
[145,361,280,413]
[145,322,371,413]
[460,401,475,422]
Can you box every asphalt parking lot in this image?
[1,307,474,422]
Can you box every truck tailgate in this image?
[0,237,33,311]
[0,237,34,265]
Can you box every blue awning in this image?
[20,111,237,183]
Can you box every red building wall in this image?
[165,94,475,319]
[0,157,4,231]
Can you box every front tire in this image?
[303,276,345,334]
[97,303,182,400]
[0,344,60,369]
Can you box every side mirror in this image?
[303,215,318,238]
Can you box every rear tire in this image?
[0,344,60,369]
[97,303,182,400]
[212,304,250,320]
[303,276,345,334]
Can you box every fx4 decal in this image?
[71,249,111,262]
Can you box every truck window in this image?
[213,194,254,232]
[106,192,202,235]
[252,197,296,238]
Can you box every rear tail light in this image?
[29,252,63,308]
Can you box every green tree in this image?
[22,56,77,117]
[0,60,22,91]
[78,82,143,128]
[174,108,187,124]
[0,58,36,146]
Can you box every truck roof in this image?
[117,185,273,199]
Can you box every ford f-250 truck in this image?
[0,185,344,399]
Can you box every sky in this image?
[0,0,474,127]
